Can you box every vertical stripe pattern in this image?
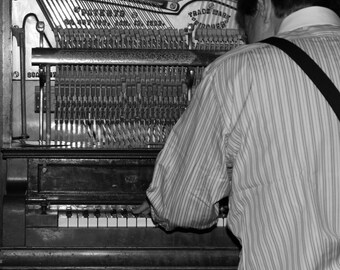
[147,24,340,270]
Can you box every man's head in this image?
[237,0,340,43]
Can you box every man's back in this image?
[222,24,340,269]
[144,6,340,270]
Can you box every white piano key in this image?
[146,217,156,228]
[58,212,68,227]
[107,215,117,227]
[88,213,98,227]
[78,215,88,227]
[98,214,108,227]
[217,217,224,227]
[68,213,78,227]
[223,217,227,227]
[127,213,137,227]
[136,216,147,227]
[117,215,126,227]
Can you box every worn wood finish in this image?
[0,248,240,269]
[1,147,241,268]
[0,0,13,247]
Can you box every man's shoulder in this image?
[205,43,268,73]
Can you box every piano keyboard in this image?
[29,204,228,228]
[57,207,157,228]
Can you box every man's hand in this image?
[132,200,151,215]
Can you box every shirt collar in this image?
[278,6,340,34]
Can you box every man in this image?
[134,0,340,269]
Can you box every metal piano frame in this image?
[1,0,242,269]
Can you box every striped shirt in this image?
[147,7,340,270]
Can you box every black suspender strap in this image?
[261,36,340,121]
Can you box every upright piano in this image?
[1,0,243,268]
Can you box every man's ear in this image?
[257,0,273,23]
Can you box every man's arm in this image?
[144,68,232,231]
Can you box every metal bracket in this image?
[11,26,30,141]
[11,25,25,46]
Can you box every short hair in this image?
[236,0,258,29]
[237,0,340,22]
